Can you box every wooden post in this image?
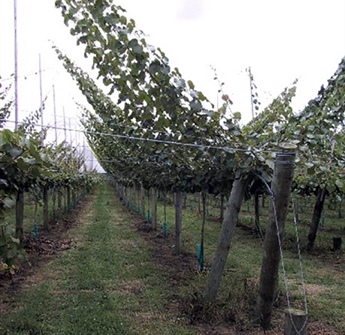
[43,186,49,230]
[66,186,71,211]
[203,174,249,301]
[284,308,307,335]
[151,188,158,230]
[307,188,327,251]
[333,237,342,251]
[57,187,62,210]
[175,191,183,255]
[52,187,56,221]
[140,184,145,219]
[15,189,24,246]
[72,189,76,208]
[255,146,296,329]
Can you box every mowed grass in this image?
[156,193,345,333]
[1,185,344,334]
[0,184,193,335]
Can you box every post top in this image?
[278,142,297,151]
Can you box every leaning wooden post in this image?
[203,173,249,301]
[255,145,296,330]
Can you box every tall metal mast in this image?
[14,0,19,129]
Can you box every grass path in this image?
[0,184,193,335]
[1,183,344,335]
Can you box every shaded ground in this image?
[0,200,86,313]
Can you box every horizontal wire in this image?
[1,119,275,154]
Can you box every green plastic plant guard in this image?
[321,215,325,226]
[162,221,168,237]
[197,243,204,271]
[33,222,39,239]
[146,210,150,224]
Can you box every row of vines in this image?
[0,81,99,275]
[51,0,345,330]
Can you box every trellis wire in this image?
[1,119,284,155]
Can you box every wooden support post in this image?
[255,146,296,329]
[15,189,24,246]
[175,191,183,255]
[52,187,56,221]
[333,237,342,251]
[57,187,62,210]
[151,188,158,230]
[43,186,49,230]
[66,186,71,211]
[284,308,307,335]
[140,184,145,219]
[203,174,249,301]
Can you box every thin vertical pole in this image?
[53,85,58,144]
[248,66,255,120]
[63,107,67,146]
[14,0,19,130]
[91,149,94,170]
[83,136,86,170]
[68,117,72,145]
[39,54,44,143]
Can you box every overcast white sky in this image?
[0,0,345,148]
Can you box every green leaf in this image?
[2,196,14,209]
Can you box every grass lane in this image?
[0,184,193,335]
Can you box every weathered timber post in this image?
[15,188,24,246]
[307,188,326,251]
[203,173,250,301]
[284,308,307,335]
[140,184,145,219]
[255,146,296,330]
[175,190,183,255]
[66,186,71,212]
[57,187,62,210]
[333,237,342,251]
[52,187,56,220]
[43,186,49,230]
[72,188,76,208]
[151,188,158,230]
